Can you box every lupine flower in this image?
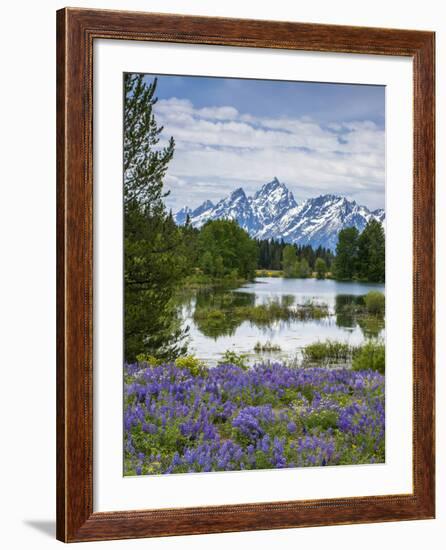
[123,361,385,475]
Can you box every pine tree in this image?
[124,74,174,210]
[124,74,188,362]
[357,220,385,282]
[333,227,359,280]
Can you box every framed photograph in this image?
[56,8,435,542]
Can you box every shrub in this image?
[218,350,250,370]
[135,353,161,366]
[174,355,207,376]
[352,341,385,374]
[364,291,385,315]
[315,257,327,279]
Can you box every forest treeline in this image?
[257,238,334,273]
[124,74,385,362]
[333,222,385,282]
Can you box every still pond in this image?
[179,277,385,366]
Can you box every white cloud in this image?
[154,97,385,211]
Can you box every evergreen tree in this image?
[272,240,283,270]
[124,74,188,362]
[124,75,174,210]
[333,227,359,280]
[255,238,334,273]
[357,220,385,282]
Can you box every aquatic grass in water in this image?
[194,300,329,327]
[302,340,353,364]
[124,361,385,475]
[301,340,385,374]
[254,341,282,352]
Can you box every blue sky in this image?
[140,74,385,211]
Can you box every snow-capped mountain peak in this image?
[174,178,384,250]
[192,200,214,217]
[251,177,298,227]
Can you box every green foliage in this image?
[124,74,189,362]
[233,300,328,324]
[187,234,334,284]
[193,296,328,339]
[281,294,295,307]
[255,269,283,277]
[333,220,385,283]
[315,257,327,279]
[257,239,334,273]
[352,341,385,374]
[135,353,162,366]
[124,74,174,209]
[303,339,386,373]
[357,220,385,282]
[333,226,359,280]
[335,294,385,339]
[299,258,311,278]
[358,316,385,338]
[124,359,385,475]
[218,350,250,370]
[282,245,299,277]
[302,340,352,364]
[282,246,311,278]
[174,355,207,377]
[197,220,258,280]
[124,205,189,361]
[364,291,385,315]
[303,410,339,431]
[257,238,284,271]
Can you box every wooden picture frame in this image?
[56,7,435,542]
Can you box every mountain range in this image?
[174,177,385,251]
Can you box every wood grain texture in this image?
[56,7,435,542]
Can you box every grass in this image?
[194,299,329,328]
[302,339,385,373]
[254,341,282,352]
[302,340,352,364]
[352,341,385,374]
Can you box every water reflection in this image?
[177,278,385,366]
[335,294,365,329]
